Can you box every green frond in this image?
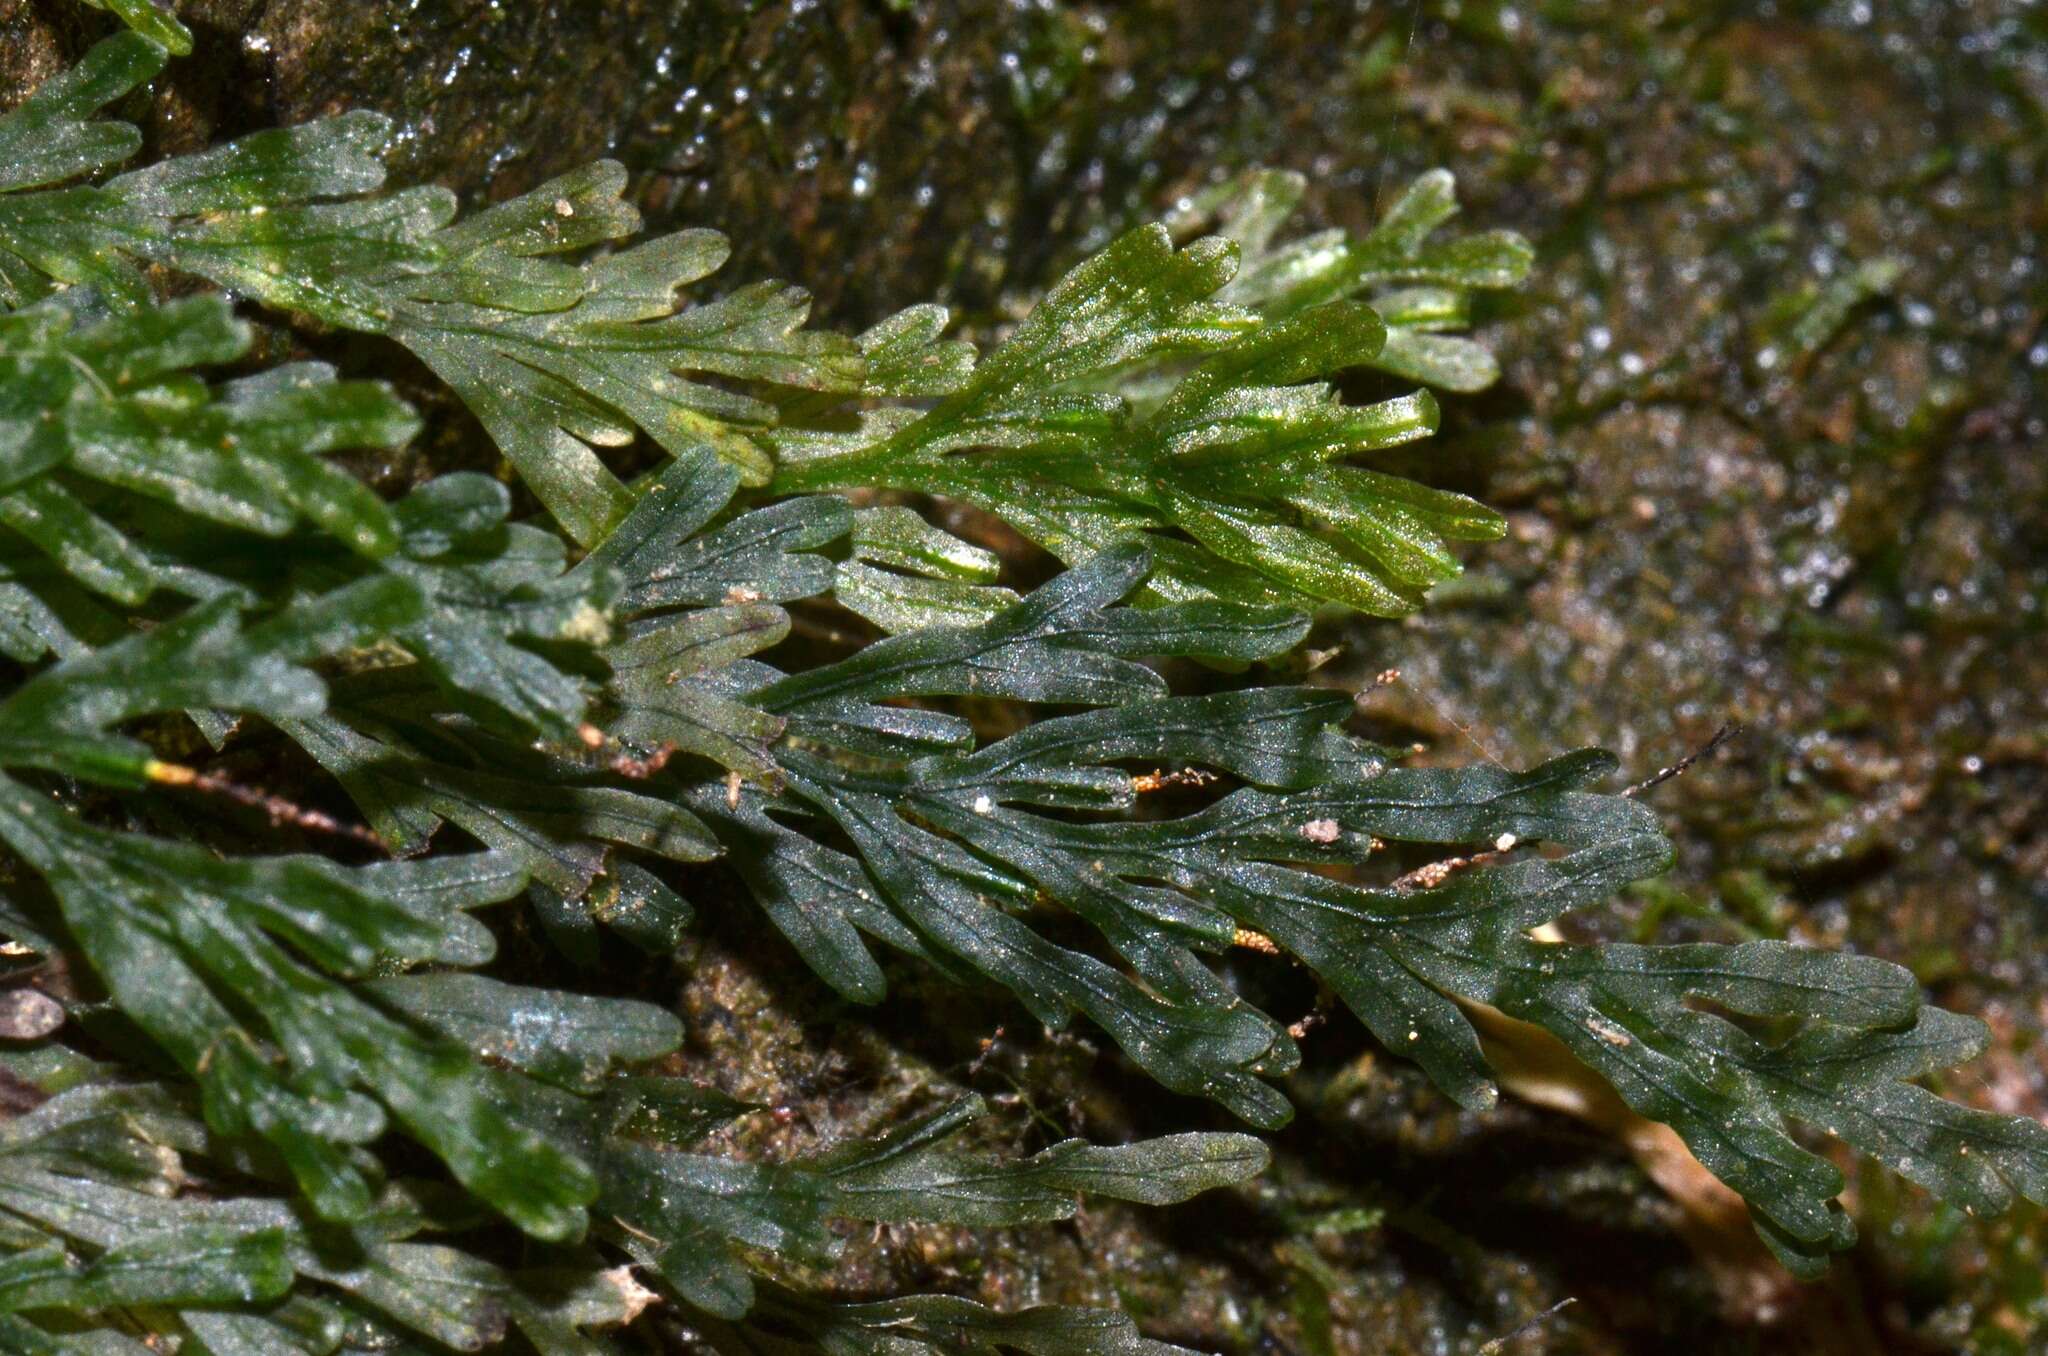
[76,0,193,54]
[0,295,414,614]
[770,222,1508,615]
[1,39,1518,610]
[0,41,860,546]
[0,27,2037,1354]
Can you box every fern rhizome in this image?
[0,20,2040,1356]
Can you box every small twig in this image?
[1232,927,1282,956]
[1625,723,1742,799]
[610,1215,662,1248]
[1391,847,1496,892]
[606,743,678,779]
[1358,667,1403,697]
[145,759,387,851]
[1479,1298,1577,1354]
[1357,668,1508,769]
[1131,767,1217,794]
[1287,984,1336,1042]
[1390,831,1522,893]
[60,350,114,400]
[966,1024,1007,1077]
[574,724,680,779]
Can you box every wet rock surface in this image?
[4,0,2044,1351]
[1327,7,2047,1351]
[7,0,1402,321]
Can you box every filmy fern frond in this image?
[0,27,2041,1353]
[2,33,1521,614]
[0,293,413,616]
[0,1075,661,1352]
[0,34,862,546]
[228,440,2048,1279]
[716,539,2048,1275]
[1177,166,1533,391]
[0,295,1273,1347]
[769,232,1506,615]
